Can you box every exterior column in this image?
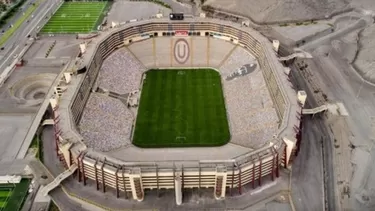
[276,153,280,178]
[296,114,303,156]
[230,163,235,196]
[173,166,176,191]
[94,159,99,190]
[198,164,201,197]
[238,166,242,195]
[283,137,296,167]
[101,160,106,193]
[68,150,72,167]
[115,167,119,198]
[175,172,182,205]
[181,165,184,191]
[252,159,256,189]
[53,106,60,157]
[156,165,159,198]
[258,154,262,187]
[271,148,276,181]
[77,152,82,182]
[284,145,288,167]
[129,168,143,201]
[81,153,86,186]
[214,166,227,199]
[53,126,60,157]
[122,166,128,199]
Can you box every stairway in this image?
[134,178,143,200]
[215,176,223,198]
[278,51,312,61]
[302,105,328,114]
[40,164,78,196]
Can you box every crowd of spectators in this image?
[98,48,146,94]
[79,93,133,152]
[79,44,279,150]
[220,47,279,148]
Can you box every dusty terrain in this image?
[193,0,375,210]
[204,0,351,23]
[3,0,375,210]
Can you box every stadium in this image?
[45,17,304,204]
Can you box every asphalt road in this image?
[0,0,61,72]
[0,0,36,33]
[291,116,324,211]
[42,126,85,211]
[277,45,336,211]
[311,47,375,210]
[50,188,89,211]
[290,60,336,211]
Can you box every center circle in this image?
[173,38,190,64]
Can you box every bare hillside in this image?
[204,0,351,23]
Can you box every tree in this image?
[0,2,7,12]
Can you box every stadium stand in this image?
[209,38,234,66]
[130,36,239,68]
[98,48,145,94]
[128,39,154,67]
[220,48,278,148]
[154,37,172,67]
[191,37,208,66]
[79,93,133,151]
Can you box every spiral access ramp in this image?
[8,73,57,107]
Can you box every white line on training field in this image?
[91,3,106,32]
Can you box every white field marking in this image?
[28,0,60,36]
[91,3,106,31]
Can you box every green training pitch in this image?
[41,2,108,34]
[133,69,230,148]
[0,179,30,211]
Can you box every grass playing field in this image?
[133,69,230,148]
[0,179,30,211]
[41,2,108,34]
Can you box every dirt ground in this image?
[204,0,350,23]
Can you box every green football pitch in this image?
[41,2,108,34]
[0,179,30,211]
[133,69,230,148]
